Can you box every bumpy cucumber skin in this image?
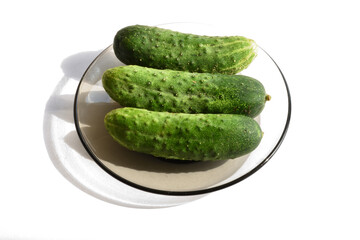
[104,108,262,161]
[113,25,257,75]
[102,65,267,118]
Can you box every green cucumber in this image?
[113,25,257,74]
[102,65,269,118]
[104,107,263,161]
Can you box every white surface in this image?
[1,0,359,239]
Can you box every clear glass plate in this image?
[74,23,291,196]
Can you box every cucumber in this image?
[113,25,257,74]
[102,65,269,118]
[104,107,263,161]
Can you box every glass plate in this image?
[74,23,291,196]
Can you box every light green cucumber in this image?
[104,107,263,161]
[113,25,257,74]
[102,65,269,118]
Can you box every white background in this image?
[1,0,359,239]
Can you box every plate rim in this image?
[73,44,292,196]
